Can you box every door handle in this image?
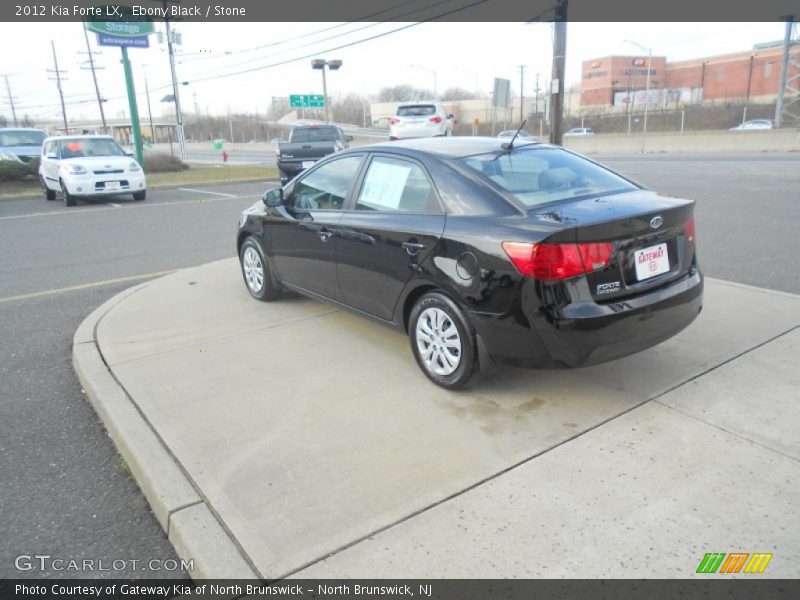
[402,241,425,255]
[318,230,333,243]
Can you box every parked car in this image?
[0,127,47,164]
[497,130,538,143]
[276,124,352,184]
[729,119,774,131]
[39,135,146,206]
[389,103,454,141]
[237,137,702,389]
[564,128,594,136]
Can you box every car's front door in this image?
[336,154,446,321]
[41,140,59,187]
[269,154,365,301]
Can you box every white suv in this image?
[40,135,147,206]
[389,103,454,140]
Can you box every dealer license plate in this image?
[302,161,315,169]
[634,243,669,281]
[104,181,121,191]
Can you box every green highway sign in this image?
[290,94,326,108]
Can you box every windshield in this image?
[397,105,436,117]
[460,147,637,208]
[59,138,125,158]
[290,127,340,142]
[0,130,45,147]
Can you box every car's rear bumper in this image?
[472,269,703,369]
[389,125,445,140]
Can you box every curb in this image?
[72,281,260,580]
[0,177,278,203]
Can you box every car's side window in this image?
[290,155,363,211]
[355,156,441,214]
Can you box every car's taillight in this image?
[683,217,695,243]
[502,242,612,281]
[390,118,400,125]
[429,116,443,123]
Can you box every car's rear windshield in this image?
[0,130,45,147]
[290,127,340,142]
[397,105,436,117]
[460,147,637,208]
[59,138,125,158]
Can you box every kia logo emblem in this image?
[650,216,664,229]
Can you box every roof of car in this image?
[365,136,546,158]
[43,134,115,141]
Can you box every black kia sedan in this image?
[237,137,702,389]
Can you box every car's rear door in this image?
[336,154,446,321]
[269,154,365,301]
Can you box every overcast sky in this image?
[0,21,787,124]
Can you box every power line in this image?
[185,0,489,86]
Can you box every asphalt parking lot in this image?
[1,152,798,578]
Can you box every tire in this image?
[239,237,282,302]
[409,292,478,389]
[42,178,56,201]
[60,180,76,207]
[133,190,147,201]
[279,169,289,185]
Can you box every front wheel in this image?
[239,237,282,301]
[409,292,478,389]
[133,190,147,201]
[60,180,76,207]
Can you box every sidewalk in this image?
[72,259,800,579]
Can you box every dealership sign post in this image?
[84,17,153,166]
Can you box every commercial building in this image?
[580,41,799,114]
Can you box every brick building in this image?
[580,42,799,112]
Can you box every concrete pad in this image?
[296,401,800,578]
[658,327,800,461]
[93,259,800,578]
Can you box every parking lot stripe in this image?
[0,270,177,304]
[178,188,239,198]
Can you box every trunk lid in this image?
[533,190,697,301]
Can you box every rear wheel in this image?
[409,292,478,389]
[133,190,146,201]
[42,178,56,201]
[60,180,76,207]
[240,237,282,301]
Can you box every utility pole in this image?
[48,40,69,134]
[228,105,233,141]
[519,65,525,123]
[774,18,794,128]
[80,25,107,134]
[144,71,155,144]
[549,0,568,146]
[163,10,186,159]
[3,75,18,126]
[534,72,540,117]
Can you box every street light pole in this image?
[164,17,186,159]
[625,39,653,154]
[312,59,342,124]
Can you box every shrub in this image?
[143,153,189,173]
[0,160,28,182]
[26,156,40,176]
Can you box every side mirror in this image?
[45,153,58,160]
[125,151,135,157]
[263,187,283,207]
[447,114,455,119]
[345,135,353,142]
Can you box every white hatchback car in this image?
[40,135,147,206]
[389,103,454,140]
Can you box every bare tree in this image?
[440,87,477,101]
[378,84,435,102]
